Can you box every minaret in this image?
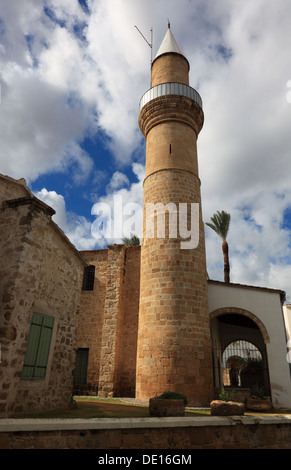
[136,25,213,406]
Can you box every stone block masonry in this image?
[0,187,86,417]
[151,53,190,87]
[0,415,291,449]
[136,170,213,405]
[76,245,140,398]
[136,27,213,406]
[74,249,109,390]
[98,244,127,397]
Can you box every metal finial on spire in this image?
[168,19,171,29]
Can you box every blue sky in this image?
[1,0,291,298]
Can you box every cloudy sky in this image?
[1,0,291,298]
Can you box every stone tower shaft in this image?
[136,26,213,406]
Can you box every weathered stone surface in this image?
[210,400,245,416]
[0,174,86,417]
[2,416,291,449]
[136,37,213,407]
[246,397,273,412]
[76,244,141,398]
[149,398,185,417]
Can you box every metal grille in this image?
[222,340,262,387]
[82,265,95,291]
[213,340,270,394]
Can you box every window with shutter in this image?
[21,313,54,380]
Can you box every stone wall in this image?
[75,249,109,390]
[76,245,141,398]
[0,175,30,203]
[1,416,291,449]
[0,180,86,417]
[114,245,140,397]
[98,245,127,397]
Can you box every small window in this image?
[82,265,95,291]
[21,313,54,380]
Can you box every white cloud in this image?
[106,171,129,192]
[34,188,67,228]
[91,162,144,244]
[34,187,98,251]
[0,0,151,182]
[34,162,145,251]
[0,51,92,183]
[205,188,291,295]
[1,0,291,297]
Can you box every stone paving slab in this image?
[0,414,291,432]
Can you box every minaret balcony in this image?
[139,82,203,112]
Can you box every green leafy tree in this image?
[121,234,140,246]
[206,210,231,283]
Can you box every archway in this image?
[210,308,271,398]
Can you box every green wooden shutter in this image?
[21,313,54,380]
[21,322,42,379]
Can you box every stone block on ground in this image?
[210,400,245,416]
[246,396,273,412]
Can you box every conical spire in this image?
[154,23,185,60]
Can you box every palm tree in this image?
[206,210,231,283]
[122,233,140,246]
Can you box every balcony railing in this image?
[139,82,203,111]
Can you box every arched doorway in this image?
[210,308,271,398]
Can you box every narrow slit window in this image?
[82,265,95,291]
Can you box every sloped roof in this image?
[208,279,286,302]
[0,172,87,266]
[154,25,185,60]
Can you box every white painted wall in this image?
[208,282,291,409]
[283,304,291,342]
[283,305,291,376]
